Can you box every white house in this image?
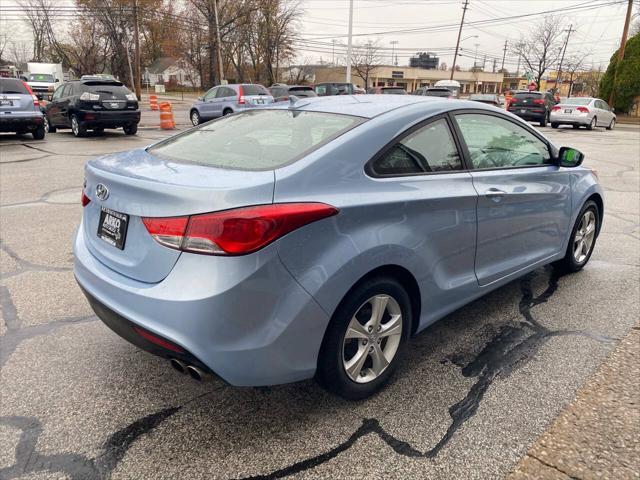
[145,57,201,88]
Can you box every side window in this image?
[216,87,232,98]
[66,83,75,97]
[455,113,551,169]
[204,87,217,100]
[372,118,463,176]
[52,84,64,101]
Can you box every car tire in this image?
[554,200,599,273]
[606,118,615,130]
[70,114,86,137]
[587,117,596,130]
[44,115,56,133]
[190,109,200,126]
[32,125,45,140]
[223,108,233,116]
[540,114,547,127]
[123,123,138,135]
[316,276,412,400]
[551,122,559,129]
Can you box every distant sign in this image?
[524,71,533,82]
[527,81,538,91]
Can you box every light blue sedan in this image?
[74,95,603,399]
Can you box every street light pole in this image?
[450,0,469,81]
[345,0,354,83]
[390,40,398,66]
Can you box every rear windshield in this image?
[514,92,542,98]
[0,78,29,94]
[562,98,591,105]
[382,88,406,94]
[242,84,269,96]
[289,87,316,97]
[470,94,497,101]
[83,82,131,95]
[148,109,364,170]
[28,73,54,82]
[424,89,451,96]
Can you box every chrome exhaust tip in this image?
[170,358,187,374]
[186,365,211,382]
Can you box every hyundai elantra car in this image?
[74,95,603,399]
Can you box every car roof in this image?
[265,94,482,119]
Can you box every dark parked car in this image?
[44,78,140,137]
[269,85,317,102]
[507,91,557,127]
[413,87,455,98]
[313,82,354,96]
[468,93,501,107]
[366,86,407,95]
[0,78,45,139]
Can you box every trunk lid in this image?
[83,148,275,283]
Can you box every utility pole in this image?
[500,40,508,71]
[390,40,398,66]
[609,0,634,106]
[133,0,141,100]
[332,39,336,66]
[213,0,225,84]
[492,57,496,73]
[555,24,574,95]
[345,0,354,83]
[450,0,469,81]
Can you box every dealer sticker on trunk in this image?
[98,207,129,250]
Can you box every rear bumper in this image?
[77,109,141,128]
[508,108,546,121]
[0,114,43,132]
[549,113,591,126]
[73,220,330,386]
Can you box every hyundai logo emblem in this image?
[96,183,109,201]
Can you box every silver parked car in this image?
[550,97,616,130]
[190,84,274,125]
[0,78,46,139]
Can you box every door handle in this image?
[485,188,507,202]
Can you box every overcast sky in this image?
[295,0,630,72]
[0,0,631,73]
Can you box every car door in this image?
[452,111,572,286]
[47,83,65,126]
[58,82,74,127]
[219,86,237,112]
[199,87,218,119]
[367,116,479,314]
[595,99,612,126]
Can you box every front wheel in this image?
[555,200,599,273]
[316,276,411,400]
[44,115,56,133]
[586,117,596,130]
[606,118,615,130]
[123,123,138,135]
[551,122,559,129]
[190,109,200,126]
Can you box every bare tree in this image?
[8,41,30,65]
[16,0,56,61]
[0,33,8,63]
[350,40,382,89]
[512,15,565,89]
[580,67,604,97]
[563,52,589,97]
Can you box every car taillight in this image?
[237,85,245,105]
[533,99,545,105]
[21,81,39,107]
[143,203,338,256]
[576,106,589,113]
[81,191,91,207]
[551,106,561,111]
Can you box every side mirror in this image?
[558,147,585,167]
[197,96,204,101]
[55,78,60,82]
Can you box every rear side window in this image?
[148,109,364,170]
[241,84,269,95]
[0,79,29,94]
[372,118,463,176]
[455,113,551,169]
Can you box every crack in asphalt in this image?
[234,267,615,479]
[527,453,583,480]
[0,241,72,279]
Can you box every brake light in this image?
[551,106,561,111]
[142,203,338,255]
[22,81,39,107]
[533,99,545,105]
[81,191,91,207]
[576,106,590,113]
[133,326,183,353]
[237,85,245,105]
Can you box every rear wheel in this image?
[606,118,615,130]
[555,200,599,273]
[190,109,200,126]
[586,117,596,130]
[123,123,138,135]
[316,276,411,400]
[32,125,45,140]
[539,113,547,127]
[70,114,86,137]
[551,122,559,129]
[223,108,233,116]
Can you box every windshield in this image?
[28,73,54,82]
[148,109,364,170]
[562,98,591,105]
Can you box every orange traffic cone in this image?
[159,102,175,130]
[150,94,158,111]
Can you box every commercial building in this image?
[313,65,504,94]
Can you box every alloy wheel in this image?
[191,111,199,126]
[43,116,49,133]
[71,116,79,136]
[342,295,403,383]
[573,210,596,263]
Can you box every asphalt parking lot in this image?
[1,122,638,479]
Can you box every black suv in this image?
[44,78,140,137]
[507,91,557,127]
